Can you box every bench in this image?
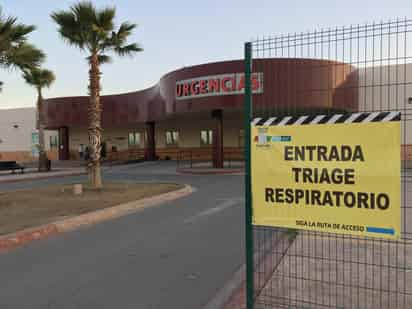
[0,161,25,174]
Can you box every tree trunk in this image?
[37,87,48,172]
[88,52,103,189]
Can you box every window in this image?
[128,132,141,147]
[50,135,58,149]
[200,130,213,146]
[31,132,39,157]
[166,130,179,146]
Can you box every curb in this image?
[204,232,293,309]
[0,170,86,184]
[0,185,194,252]
[177,168,244,175]
[0,224,59,252]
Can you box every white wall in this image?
[0,107,58,152]
[67,111,244,155]
[155,112,243,149]
[69,124,147,153]
[357,63,412,144]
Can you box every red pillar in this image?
[58,126,69,160]
[145,121,156,161]
[212,109,223,168]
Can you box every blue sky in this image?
[1,0,411,109]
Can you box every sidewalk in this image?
[221,232,412,309]
[222,170,412,308]
[254,235,412,309]
[177,167,244,175]
[205,231,292,309]
[0,167,86,184]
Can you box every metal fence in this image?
[176,149,245,169]
[244,19,412,308]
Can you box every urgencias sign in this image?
[175,73,263,100]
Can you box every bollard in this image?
[73,184,83,195]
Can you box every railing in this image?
[128,149,145,161]
[176,148,245,169]
[225,148,245,168]
[102,147,245,169]
[102,149,145,165]
[177,149,213,169]
[157,149,180,160]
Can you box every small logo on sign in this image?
[254,134,291,146]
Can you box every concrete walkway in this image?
[0,167,86,183]
[256,235,412,309]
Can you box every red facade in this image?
[43,59,358,129]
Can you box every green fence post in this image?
[244,41,254,309]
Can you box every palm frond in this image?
[0,8,18,39]
[51,2,142,65]
[7,23,36,44]
[72,1,97,25]
[117,22,136,40]
[51,10,87,50]
[114,43,143,56]
[3,42,45,70]
[100,21,142,58]
[103,22,137,48]
[51,1,119,53]
[0,8,38,70]
[96,7,115,32]
[86,54,112,64]
[23,67,55,89]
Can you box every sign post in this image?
[244,42,254,309]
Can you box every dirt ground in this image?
[0,182,182,236]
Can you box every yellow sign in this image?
[251,121,401,239]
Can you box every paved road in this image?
[0,162,245,309]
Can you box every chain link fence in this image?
[244,19,412,308]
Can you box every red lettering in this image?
[237,75,245,91]
[231,77,236,91]
[209,78,220,93]
[176,84,183,97]
[183,83,190,96]
[252,75,260,91]
[221,77,232,92]
[178,73,261,98]
[191,81,199,95]
[199,80,207,94]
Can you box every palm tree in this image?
[22,68,55,172]
[0,7,45,90]
[51,1,143,188]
